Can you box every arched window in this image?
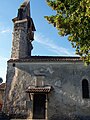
[82,79,89,98]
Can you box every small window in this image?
[82,79,89,98]
[13,63,15,67]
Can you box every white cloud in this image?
[0,28,11,34]
[34,33,75,56]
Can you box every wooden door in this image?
[33,94,46,119]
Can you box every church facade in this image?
[4,1,90,120]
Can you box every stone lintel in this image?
[14,18,28,24]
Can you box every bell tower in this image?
[11,0,36,59]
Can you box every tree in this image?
[0,77,3,83]
[45,0,90,64]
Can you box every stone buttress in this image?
[3,1,36,119]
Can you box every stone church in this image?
[3,1,90,120]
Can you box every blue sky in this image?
[0,0,76,82]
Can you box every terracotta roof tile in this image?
[8,56,82,63]
[26,86,51,93]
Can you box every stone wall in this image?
[4,62,90,119]
[11,20,28,59]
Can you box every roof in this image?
[8,56,82,63]
[26,86,51,93]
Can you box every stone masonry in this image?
[4,58,90,119]
[11,0,35,59]
[3,1,90,120]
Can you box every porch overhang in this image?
[26,86,51,93]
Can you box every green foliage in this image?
[45,0,90,64]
